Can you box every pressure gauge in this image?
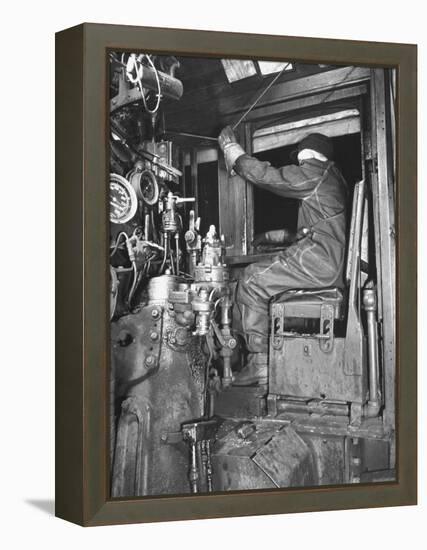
[110,174,138,224]
[130,169,160,206]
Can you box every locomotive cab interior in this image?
[109,54,396,495]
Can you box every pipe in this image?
[276,399,349,417]
[169,238,176,275]
[219,294,234,387]
[144,213,150,241]
[127,261,138,306]
[111,65,183,111]
[189,441,199,493]
[175,233,180,275]
[138,64,183,100]
[165,130,217,142]
[363,282,381,417]
[160,233,168,274]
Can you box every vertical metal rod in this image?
[363,284,380,411]
[208,389,215,419]
[190,149,198,218]
[243,122,254,255]
[220,294,233,387]
[169,243,176,275]
[370,69,395,441]
[160,233,168,273]
[189,440,199,493]
[198,441,206,492]
[175,233,180,274]
[144,213,150,240]
[205,440,213,492]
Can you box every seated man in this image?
[218,128,349,386]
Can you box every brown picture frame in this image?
[55,23,417,526]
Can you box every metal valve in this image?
[175,196,196,204]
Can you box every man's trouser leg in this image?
[232,297,270,385]
[233,259,286,385]
[232,242,345,385]
[233,254,321,385]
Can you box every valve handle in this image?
[175,196,195,203]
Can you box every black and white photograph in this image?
[1,0,423,540]
[108,52,396,497]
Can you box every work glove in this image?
[252,229,296,249]
[218,126,245,174]
[218,126,237,150]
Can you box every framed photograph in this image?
[55,23,417,526]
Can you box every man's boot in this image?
[232,302,269,386]
[232,352,268,386]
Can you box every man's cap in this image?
[290,133,334,161]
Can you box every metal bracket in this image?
[267,393,278,417]
[111,397,151,497]
[319,303,335,352]
[271,304,284,350]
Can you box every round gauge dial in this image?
[130,169,159,206]
[110,174,138,224]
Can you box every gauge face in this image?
[130,169,159,205]
[139,170,159,205]
[110,174,138,224]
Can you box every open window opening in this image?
[253,133,362,236]
[221,59,294,83]
[252,109,363,237]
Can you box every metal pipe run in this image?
[363,282,381,417]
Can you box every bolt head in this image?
[145,355,157,368]
[151,309,160,318]
[228,338,237,349]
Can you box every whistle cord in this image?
[232,62,292,131]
